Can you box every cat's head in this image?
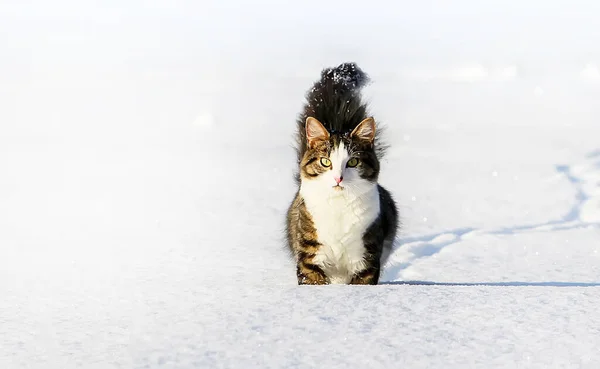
[299,116,379,197]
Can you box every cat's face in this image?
[299,117,379,197]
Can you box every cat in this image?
[286,62,398,285]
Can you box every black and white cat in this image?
[286,63,398,285]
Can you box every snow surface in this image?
[2,0,600,368]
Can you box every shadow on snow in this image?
[381,280,600,287]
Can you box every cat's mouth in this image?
[333,185,345,191]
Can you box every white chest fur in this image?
[300,185,381,284]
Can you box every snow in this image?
[2,0,600,368]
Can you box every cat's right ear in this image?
[305,117,330,147]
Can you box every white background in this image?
[2,1,600,368]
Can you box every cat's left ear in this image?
[305,117,330,147]
[350,117,376,143]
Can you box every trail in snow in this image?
[383,150,600,282]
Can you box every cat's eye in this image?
[346,158,359,167]
[320,158,331,167]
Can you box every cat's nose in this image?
[334,176,343,184]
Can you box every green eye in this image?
[320,157,331,167]
[346,158,359,167]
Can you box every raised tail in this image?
[305,62,370,116]
[316,62,370,95]
[295,62,372,164]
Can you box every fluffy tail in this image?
[296,62,371,163]
[316,62,370,95]
[304,63,370,119]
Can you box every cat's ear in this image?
[305,117,330,147]
[350,117,376,143]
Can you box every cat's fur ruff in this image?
[286,62,398,285]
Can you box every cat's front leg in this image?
[350,261,380,285]
[296,260,329,285]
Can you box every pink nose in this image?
[334,176,343,184]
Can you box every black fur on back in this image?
[294,63,386,179]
